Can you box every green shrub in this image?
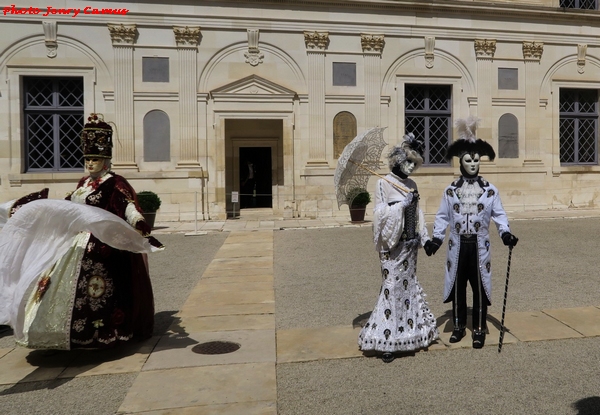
[347,187,371,207]
[137,191,162,212]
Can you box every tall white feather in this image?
[455,116,479,143]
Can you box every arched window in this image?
[143,110,170,161]
[498,113,519,158]
[333,111,357,158]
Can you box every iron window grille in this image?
[23,77,84,172]
[404,84,452,166]
[560,0,597,9]
[559,88,598,165]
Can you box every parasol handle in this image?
[349,159,414,193]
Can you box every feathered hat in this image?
[446,116,495,161]
[80,113,113,159]
[387,132,425,170]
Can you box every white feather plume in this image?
[455,116,479,143]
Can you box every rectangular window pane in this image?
[559,88,598,165]
[332,62,356,86]
[405,84,451,166]
[142,57,170,82]
[24,77,84,172]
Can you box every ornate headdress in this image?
[446,116,495,161]
[387,132,425,170]
[81,113,113,159]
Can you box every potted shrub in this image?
[347,187,371,222]
[136,190,162,229]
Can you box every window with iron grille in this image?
[560,0,597,9]
[23,77,84,172]
[560,89,598,165]
[404,84,452,165]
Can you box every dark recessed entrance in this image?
[239,146,272,208]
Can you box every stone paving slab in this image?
[542,306,600,337]
[201,267,273,279]
[198,274,274,284]
[502,311,584,341]
[0,348,78,385]
[144,329,275,371]
[118,363,276,413]
[277,326,366,363]
[208,257,273,269]
[59,336,160,378]
[172,314,275,333]
[195,281,273,293]
[213,243,273,258]
[178,303,275,318]
[131,401,277,415]
[184,289,274,307]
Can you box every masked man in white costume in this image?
[424,117,518,349]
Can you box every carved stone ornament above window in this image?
[523,41,543,61]
[107,23,137,45]
[42,21,57,58]
[424,36,435,68]
[304,31,329,50]
[474,39,496,58]
[173,26,201,47]
[577,44,587,74]
[361,34,385,53]
[245,29,264,66]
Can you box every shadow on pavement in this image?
[573,396,600,415]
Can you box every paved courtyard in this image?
[0,209,600,414]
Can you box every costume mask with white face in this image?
[460,153,480,178]
[392,159,416,179]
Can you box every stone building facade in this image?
[1,0,600,220]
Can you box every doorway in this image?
[239,147,272,208]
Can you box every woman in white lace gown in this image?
[358,134,439,362]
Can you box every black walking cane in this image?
[498,246,513,353]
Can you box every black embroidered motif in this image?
[405,299,410,310]
[453,203,460,213]
[408,319,414,329]
[485,240,490,251]
[446,189,454,197]
[384,329,391,339]
[474,222,481,232]
[447,261,452,271]
[487,189,495,197]
[486,262,491,272]
[403,279,408,290]
[384,309,391,319]
[478,203,484,212]
[455,222,461,233]
[384,288,389,299]
[383,269,389,279]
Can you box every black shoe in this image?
[449,328,466,343]
[381,352,395,363]
[472,331,486,349]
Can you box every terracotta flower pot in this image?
[349,205,367,222]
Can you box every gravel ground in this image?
[274,218,600,415]
[0,232,227,415]
[274,218,600,330]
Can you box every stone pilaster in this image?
[362,34,384,128]
[523,41,544,166]
[174,26,202,168]
[474,39,495,147]
[304,31,328,167]
[108,23,137,169]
